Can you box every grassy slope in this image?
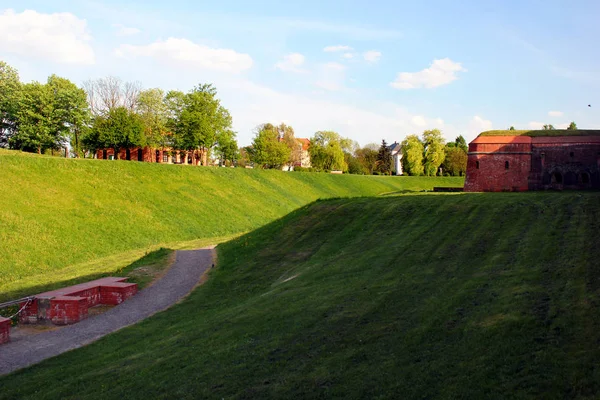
[479,129,600,137]
[0,149,462,298]
[2,192,599,399]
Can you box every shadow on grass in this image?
[0,248,174,308]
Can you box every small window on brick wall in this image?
[505,161,509,170]
[476,161,480,169]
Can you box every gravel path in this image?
[0,247,215,376]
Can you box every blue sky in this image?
[1,0,599,145]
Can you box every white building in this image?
[389,142,402,175]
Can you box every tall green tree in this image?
[567,121,577,130]
[137,88,171,149]
[308,131,348,172]
[215,129,239,166]
[249,126,290,169]
[442,146,468,176]
[454,135,468,153]
[172,84,232,165]
[376,139,392,175]
[47,75,90,157]
[542,124,556,130]
[0,61,21,147]
[93,106,145,159]
[422,129,446,176]
[401,135,424,176]
[11,82,58,154]
[355,143,379,175]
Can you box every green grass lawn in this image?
[0,149,462,299]
[2,192,598,399]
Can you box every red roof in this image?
[297,138,310,151]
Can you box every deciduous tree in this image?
[401,135,424,176]
[0,61,21,147]
[308,131,348,172]
[92,106,145,159]
[567,121,577,130]
[249,126,290,169]
[422,129,446,176]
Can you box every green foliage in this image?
[344,152,366,174]
[509,126,515,130]
[401,134,424,176]
[171,84,232,164]
[543,124,556,130]
[422,129,446,176]
[308,130,348,172]
[137,88,170,149]
[454,135,468,152]
[376,139,392,175]
[10,82,58,154]
[567,121,577,130]
[442,146,468,176]
[0,149,462,295]
[2,193,599,399]
[92,107,145,158]
[354,145,379,175]
[0,61,21,147]
[249,126,291,169]
[215,129,239,166]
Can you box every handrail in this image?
[0,296,35,311]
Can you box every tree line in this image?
[0,61,237,163]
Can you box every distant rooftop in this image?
[479,129,600,137]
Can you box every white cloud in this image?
[363,50,382,63]
[323,45,353,52]
[0,8,94,64]
[115,38,253,73]
[342,52,355,59]
[548,110,563,117]
[275,53,306,73]
[113,24,141,36]
[411,116,427,127]
[390,58,466,89]
[315,62,346,91]
[469,116,493,136]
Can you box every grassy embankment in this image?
[0,149,462,300]
[1,192,599,399]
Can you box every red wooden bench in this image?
[19,277,138,326]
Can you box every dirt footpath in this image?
[0,247,215,376]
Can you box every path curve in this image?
[0,247,215,376]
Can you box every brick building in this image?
[464,130,600,192]
[96,147,208,165]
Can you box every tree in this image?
[567,121,577,130]
[401,135,424,176]
[0,61,21,147]
[248,126,290,169]
[46,75,90,157]
[215,129,239,166]
[308,131,348,172]
[172,84,232,165]
[422,129,446,176]
[355,143,379,175]
[442,146,468,176]
[137,88,171,149]
[376,139,392,175]
[454,135,468,153]
[92,106,145,159]
[508,126,515,130]
[10,82,59,154]
[542,124,556,130]
[83,76,141,116]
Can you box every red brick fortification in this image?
[0,317,10,344]
[19,277,138,326]
[465,134,600,192]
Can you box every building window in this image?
[126,149,131,161]
[163,154,168,163]
[505,161,509,170]
[476,161,480,169]
[102,149,107,160]
[581,173,590,184]
[138,149,143,162]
